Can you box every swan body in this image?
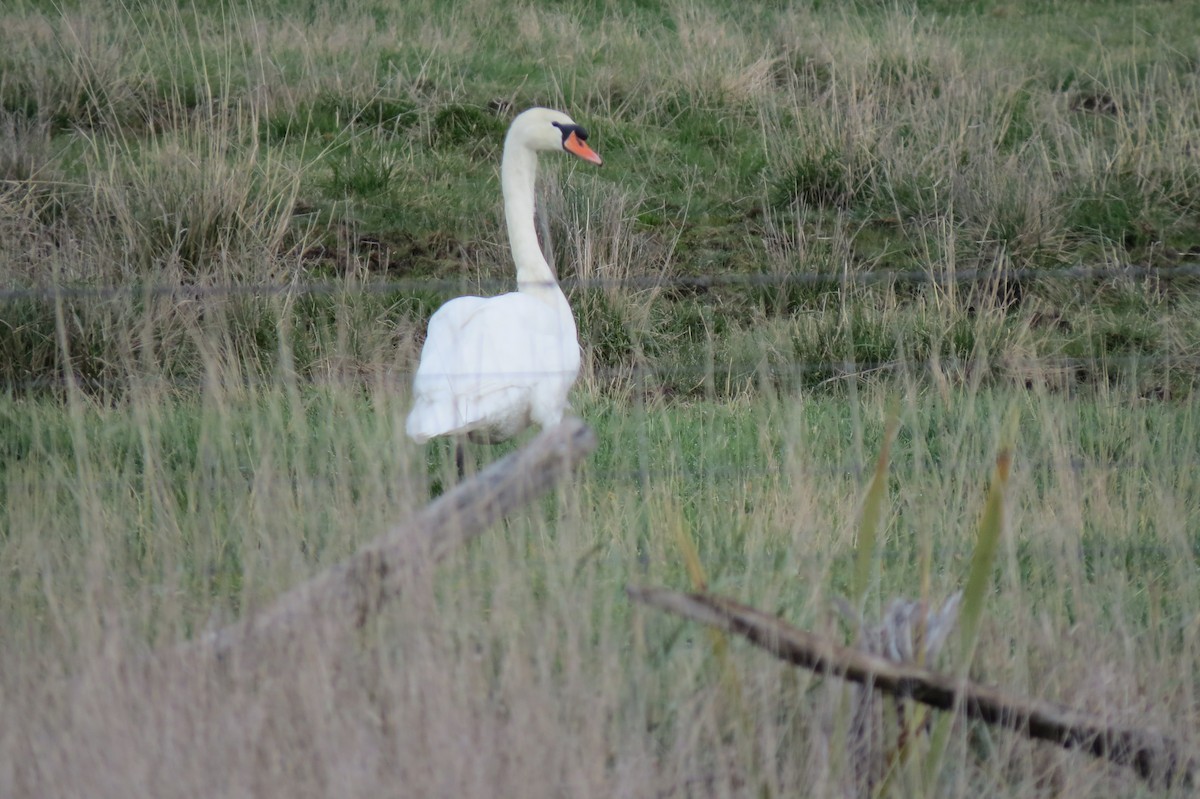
[406,107,602,444]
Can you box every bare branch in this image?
[627,585,1195,788]
[185,419,596,660]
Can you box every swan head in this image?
[507,107,603,166]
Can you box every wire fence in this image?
[1,262,1199,303]
[10,449,1197,571]
[10,442,1199,496]
[2,353,1197,395]
[3,263,1196,395]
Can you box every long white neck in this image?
[501,138,561,300]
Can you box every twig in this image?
[627,585,1195,788]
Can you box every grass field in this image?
[2,0,1199,796]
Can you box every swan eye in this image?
[551,121,589,143]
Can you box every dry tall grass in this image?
[2,361,1197,797]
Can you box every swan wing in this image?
[405,294,579,442]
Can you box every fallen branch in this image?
[627,585,1194,788]
[187,419,596,660]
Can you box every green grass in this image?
[4,1,1199,285]
[6,373,1197,632]
[2,0,1200,795]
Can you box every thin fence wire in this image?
[14,451,1200,496]
[11,448,1199,585]
[4,353,1198,394]
[2,262,1199,303]
[4,264,1196,393]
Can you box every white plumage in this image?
[406,107,603,444]
[405,292,579,443]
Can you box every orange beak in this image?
[564,131,603,166]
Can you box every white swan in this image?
[405,107,603,445]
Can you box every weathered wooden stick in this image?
[627,585,1195,788]
[190,419,596,659]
